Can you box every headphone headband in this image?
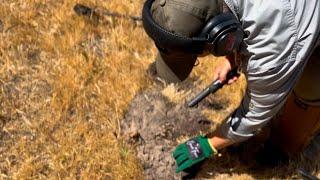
[142,0,244,56]
[142,0,207,54]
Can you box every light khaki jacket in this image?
[224,0,320,73]
[221,0,320,142]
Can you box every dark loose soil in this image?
[120,86,217,179]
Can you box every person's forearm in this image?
[208,126,234,150]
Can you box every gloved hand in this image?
[173,136,218,173]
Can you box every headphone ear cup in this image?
[199,19,217,38]
[199,13,244,56]
[199,13,234,37]
[213,27,244,55]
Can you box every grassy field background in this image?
[0,0,319,179]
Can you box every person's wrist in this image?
[207,138,218,155]
[226,54,237,68]
[196,136,218,157]
[206,128,234,150]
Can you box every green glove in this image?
[173,136,217,173]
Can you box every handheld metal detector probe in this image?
[188,68,239,108]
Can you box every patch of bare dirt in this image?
[121,88,213,179]
[120,83,320,179]
[120,73,226,180]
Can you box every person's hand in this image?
[214,55,238,84]
[172,136,218,173]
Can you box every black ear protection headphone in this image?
[142,0,244,56]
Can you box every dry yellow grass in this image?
[0,0,150,178]
[0,0,319,179]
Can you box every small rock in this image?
[207,172,214,176]
[30,20,38,28]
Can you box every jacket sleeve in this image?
[220,0,320,143]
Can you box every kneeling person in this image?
[142,0,320,173]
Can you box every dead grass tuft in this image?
[161,83,191,104]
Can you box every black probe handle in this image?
[188,80,223,107]
[188,68,239,108]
